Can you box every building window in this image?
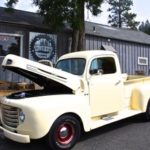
[138,57,148,66]
[0,33,22,57]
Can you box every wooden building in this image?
[85,22,150,75]
[0,7,150,82]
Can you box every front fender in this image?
[16,94,91,139]
[45,95,91,135]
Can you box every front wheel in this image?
[47,115,81,150]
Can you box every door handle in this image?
[115,80,121,85]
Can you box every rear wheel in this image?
[47,115,81,150]
[146,100,150,121]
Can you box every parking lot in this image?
[0,114,150,150]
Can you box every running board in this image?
[90,109,143,130]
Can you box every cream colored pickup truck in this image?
[1,50,150,150]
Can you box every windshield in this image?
[56,58,86,75]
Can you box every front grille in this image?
[1,105,19,128]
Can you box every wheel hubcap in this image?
[59,126,69,139]
[56,123,75,145]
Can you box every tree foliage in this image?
[139,20,150,35]
[6,0,104,52]
[107,0,139,29]
[5,0,18,8]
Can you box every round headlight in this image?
[19,111,25,122]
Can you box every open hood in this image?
[2,54,81,91]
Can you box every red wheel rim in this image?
[56,122,75,145]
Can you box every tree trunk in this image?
[118,0,122,28]
[71,0,85,52]
[77,0,85,51]
[71,30,79,52]
[77,28,85,51]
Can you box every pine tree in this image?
[139,20,150,35]
[108,0,139,29]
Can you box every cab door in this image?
[88,56,123,117]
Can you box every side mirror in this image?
[90,69,103,75]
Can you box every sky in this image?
[0,0,149,25]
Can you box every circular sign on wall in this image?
[30,34,56,61]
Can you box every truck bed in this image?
[123,74,150,109]
[123,74,150,82]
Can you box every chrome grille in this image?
[1,105,19,128]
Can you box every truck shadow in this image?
[0,138,49,150]
[80,113,146,142]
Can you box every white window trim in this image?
[138,57,148,66]
[0,33,23,57]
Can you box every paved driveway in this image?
[0,114,150,150]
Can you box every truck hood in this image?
[2,54,81,91]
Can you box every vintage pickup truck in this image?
[1,50,150,149]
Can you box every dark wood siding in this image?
[57,32,71,57]
[0,23,52,82]
[0,23,27,82]
[85,34,150,75]
[1,22,150,83]
[0,23,70,82]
